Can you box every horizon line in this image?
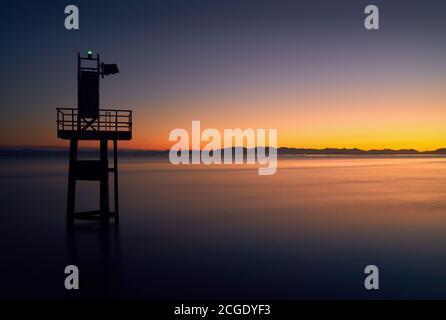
[1,145,446,153]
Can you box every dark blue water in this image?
[1,156,446,299]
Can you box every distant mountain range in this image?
[1,146,446,156]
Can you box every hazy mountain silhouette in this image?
[2,146,446,157]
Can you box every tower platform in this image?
[57,108,132,140]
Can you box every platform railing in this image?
[57,108,132,133]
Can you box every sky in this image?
[0,0,445,151]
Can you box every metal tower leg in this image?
[113,139,119,223]
[100,139,110,226]
[67,139,78,225]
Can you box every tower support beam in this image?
[66,139,118,226]
[67,139,78,225]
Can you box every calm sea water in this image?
[1,155,446,299]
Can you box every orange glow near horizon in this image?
[1,76,445,152]
[126,80,446,152]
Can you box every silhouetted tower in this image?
[57,52,132,226]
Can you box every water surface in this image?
[1,155,446,299]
